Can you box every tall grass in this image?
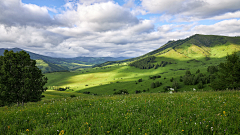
[1,90,239,134]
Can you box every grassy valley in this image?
[1,34,240,134]
[44,34,240,95]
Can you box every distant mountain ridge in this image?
[0,48,130,73]
[96,34,240,67]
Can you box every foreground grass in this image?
[1,90,239,134]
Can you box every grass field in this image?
[43,55,227,95]
[1,90,239,134]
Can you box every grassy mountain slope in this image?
[36,59,69,73]
[43,34,240,95]
[97,34,240,67]
[0,48,129,73]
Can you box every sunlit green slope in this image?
[44,34,240,95]
[36,59,69,73]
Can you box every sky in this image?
[0,0,240,58]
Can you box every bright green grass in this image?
[44,55,229,95]
[1,90,239,134]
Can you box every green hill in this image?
[43,34,240,95]
[96,34,240,67]
[35,59,69,73]
[0,48,129,73]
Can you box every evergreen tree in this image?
[210,52,240,90]
[0,50,48,106]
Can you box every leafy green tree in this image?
[185,70,191,75]
[0,50,48,106]
[210,52,240,90]
[196,69,200,74]
[151,82,155,88]
[170,77,174,82]
[207,66,218,74]
[198,81,204,89]
[172,81,179,91]
[138,78,143,82]
[155,81,160,87]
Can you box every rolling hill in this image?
[43,34,240,95]
[0,48,130,73]
[96,34,240,67]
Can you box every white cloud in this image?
[141,0,240,20]
[123,0,135,8]
[209,11,240,20]
[194,19,240,36]
[0,0,59,27]
[56,1,139,31]
[0,0,240,58]
[78,0,112,5]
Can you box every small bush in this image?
[163,86,171,92]
[185,70,191,75]
[198,81,204,89]
[70,95,76,98]
[138,78,143,82]
[135,90,141,94]
[151,82,155,88]
[170,77,174,82]
[83,91,90,94]
[172,81,180,91]
[207,66,218,74]
[113,89,129,95]
[196,69,200,74]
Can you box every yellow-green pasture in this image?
[1,90,239,134]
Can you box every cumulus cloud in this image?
[0,0,240,58]
[141,0,240,20]
[56,1,139,31]
[0,0,60,27]
[194,19,240,36]
[209,11,240,20]
[78,0,112,5]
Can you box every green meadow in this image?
[44,55,227,95]
[1,34,240,134]
[1,90,239,134]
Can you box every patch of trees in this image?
[113,89,129,95]
[149,75,161,80]
[163,86,171,92]
[129,56,172,69]
[135,89,150,94]
[151,81,162,88]
[190,34,228,47]
[210,52,240,90]
[182,70,211,89]
[207,66,218,74]
[129,56,156,69]
[0,50,48,106]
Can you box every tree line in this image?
[129,56,171,69]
